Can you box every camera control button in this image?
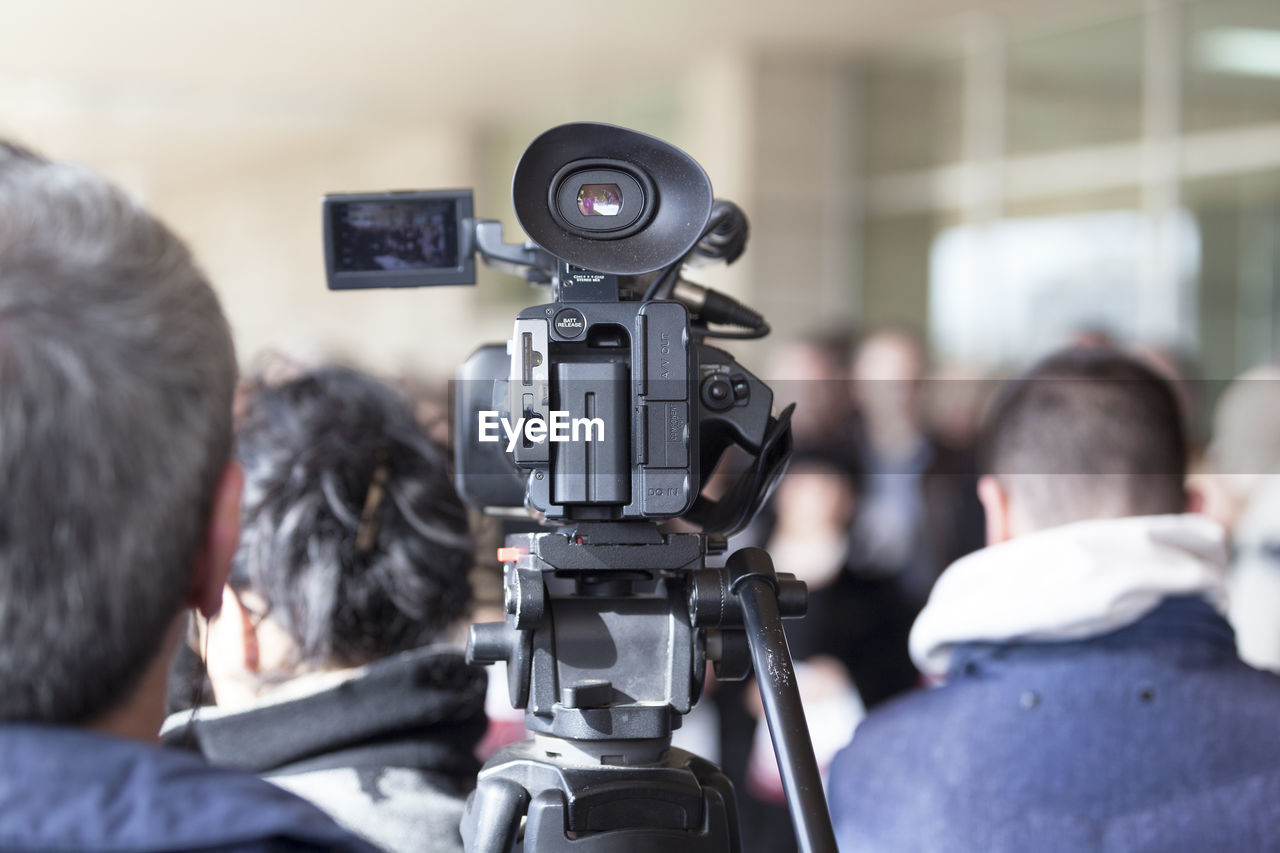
[701,375,734,411]
[553,308,586,339]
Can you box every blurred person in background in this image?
[0,141,374,852]
[390,369,454,445]
[919,362,993,455]
[828,347,1280,852]
[773,329,859,463]
[1198,364,1280,673]
[726,451,917,853]
[167,366,486,853]
[848,327,984,611]
[764,452,919,708]
[1063,324,1119,350]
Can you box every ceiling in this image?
[0,0,1070,132]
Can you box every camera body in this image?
[454,272,774,527]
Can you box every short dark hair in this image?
[982,347,1188,530]
[803,327,857,368]
[234,366,473,668]
[0,140,237,723]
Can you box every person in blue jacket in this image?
[0,140,376,852]
[828,347,1280,852]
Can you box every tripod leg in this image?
[728,547,838,853]
[463,777,530,853]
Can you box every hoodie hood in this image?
[165,645,487,779]
[909,514,1229,676]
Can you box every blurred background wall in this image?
[1,0,1276,381]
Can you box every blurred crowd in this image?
[7,138,1280,853]
[221,322,1280,853]
[720,325,1280,852]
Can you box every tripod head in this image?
[464,525,833,853]
[469,522,808,745]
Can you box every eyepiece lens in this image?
[577,184,622,217]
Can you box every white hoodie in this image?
[909,514,1230,677]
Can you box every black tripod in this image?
[462,522,838,853]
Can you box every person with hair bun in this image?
[167,366,486,853]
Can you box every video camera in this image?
[324,122,790,535]
[323,123,834,853]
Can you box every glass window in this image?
[1006,14,1144,156]
[1184,0,1280,133]
[925,187,1202,368]
[1003,187,1141,219]
[863,51,965,174]
[1185,169,1280,380]
[863,212,957,327]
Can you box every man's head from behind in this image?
[0,141,239,726]
[979,347,1189,543]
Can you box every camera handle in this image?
[470,219,556,284]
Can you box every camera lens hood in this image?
[512,123,713,275]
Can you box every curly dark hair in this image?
[234,366,473,669]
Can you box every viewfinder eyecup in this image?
[512,122,714,275]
